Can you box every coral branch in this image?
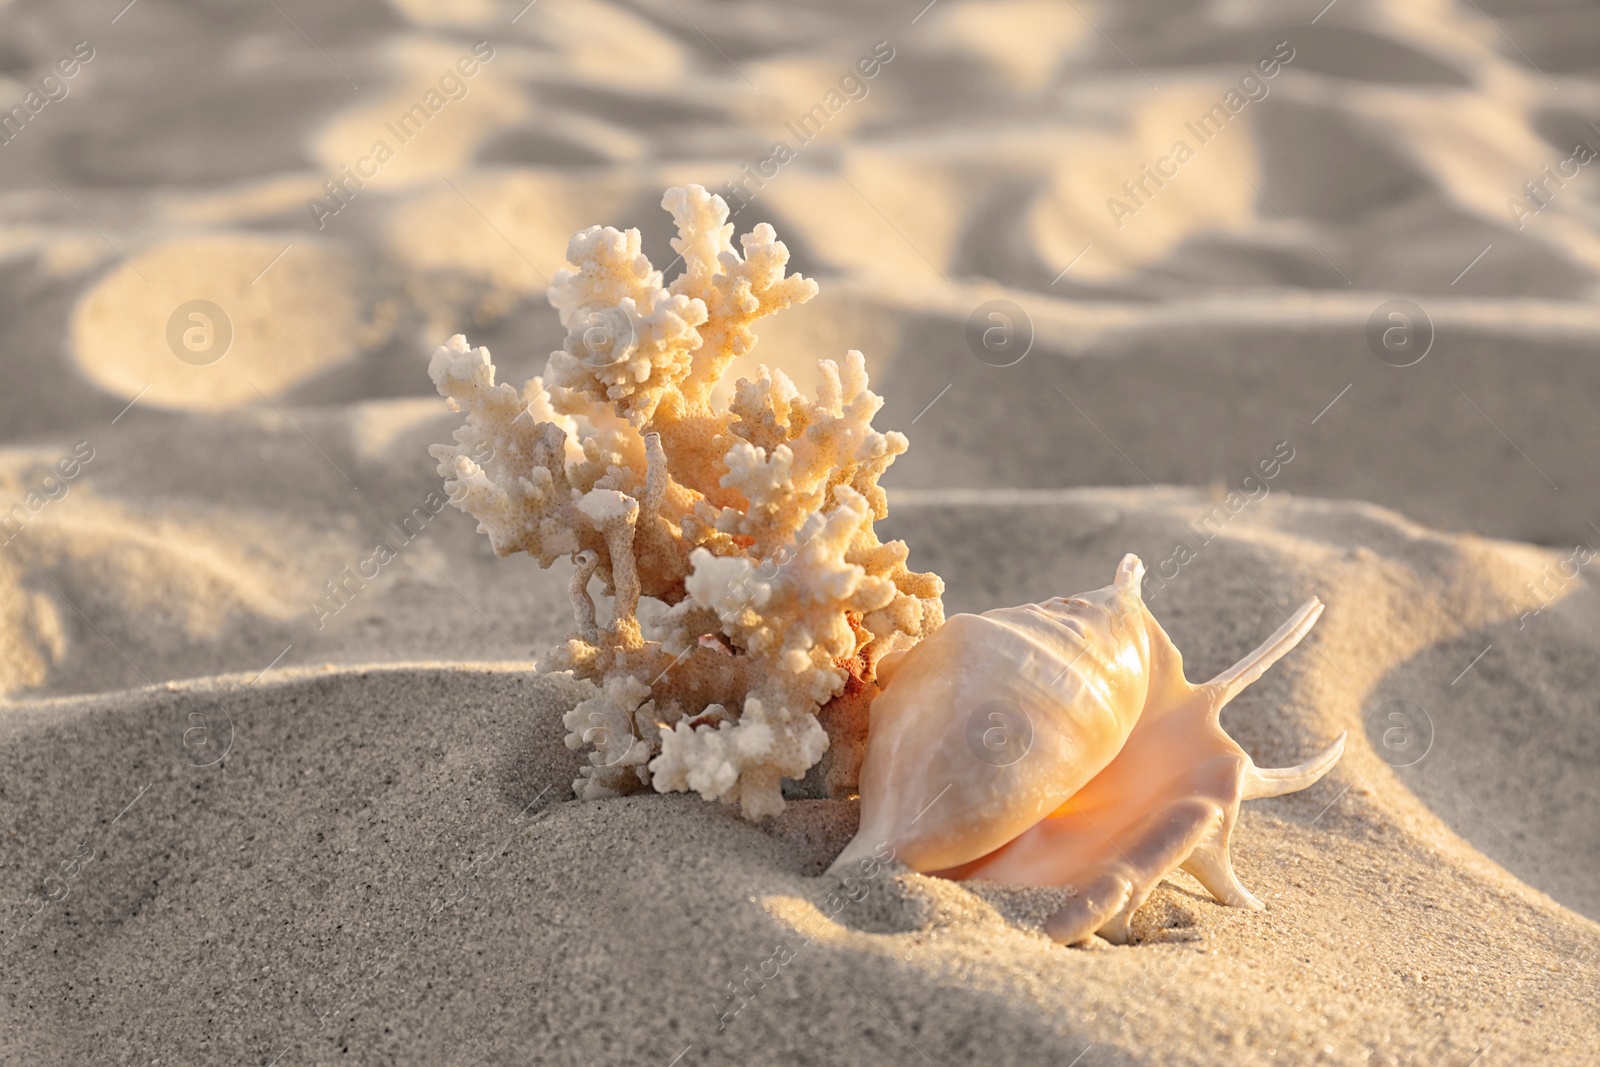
[569,549,600,643]
[430,185,945,818]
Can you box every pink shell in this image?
[830,554,1344,944]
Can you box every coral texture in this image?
[428,186,944,818]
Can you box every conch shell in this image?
[830,554,1345,944]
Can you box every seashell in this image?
[829,553,1345,945]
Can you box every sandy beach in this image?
[1,0,1598,1063]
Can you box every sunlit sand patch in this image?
[384,0,501,28]
[0,478,335,694]
[757,894,860,946]
[1345,89,1541,222]
[0,229,36,265]
[755,877,1030,951]
[347,396,458,464]
[311,36,526,192]
[741,55,896,137]
[0,502,68,694]
[19,495,328,633]
[38,233,108,277]
[163,175,331,228]
[0,549,68,695]
[0,227,105,277]
[70,234,365,410]
[1367,89,1600,272]
[516,107,650,162]
[1373,0,1506,66]
[383,168,636,319]
[528,0,689,88]
[1030,85,1261,282]
[760,156,966,283]
[921,0,1090,91]
[1200,513,1562,680]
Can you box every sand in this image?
[5,491,1599,1066]
[2,0,1598,1063]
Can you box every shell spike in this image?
[1240,732,1347,801]
[1044,874,1134,946]
[1204,597,1324,711]
[1181,840,1264,911]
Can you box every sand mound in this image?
[3,490,1596,1066]
[69,235,369,411]
[0,404,572,698]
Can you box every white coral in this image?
[429,186,944,819]
[652,696,829,820]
